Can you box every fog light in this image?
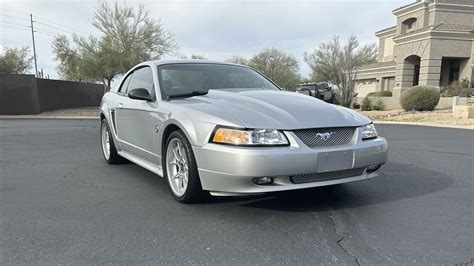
[367,164,381,172]
[253,176,273,185]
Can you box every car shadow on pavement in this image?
[213,162,454,212]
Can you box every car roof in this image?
[141,59,245,68]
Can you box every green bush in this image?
[361,97,372,111]
[367,91,393,97]
[468,96,474,106]
[371,97,386,111]
[441,79,470,97]
[460,87,474,96]
[400,86,440,111]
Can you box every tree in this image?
[191,54,206,59]
[52,36,86,82]
[53,1,176,90]
[226,55,249,66]
[248,48,301,91]
[304,36,377,107]
[179,54,207,59]
[0,47,33,74]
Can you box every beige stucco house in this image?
[355,0,474,97]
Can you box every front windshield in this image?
[157,63,280,98]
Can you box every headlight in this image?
[211,127,289,146]
[361,123,378,140]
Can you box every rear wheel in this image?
[100,119,126,164]
[164,130,206,203]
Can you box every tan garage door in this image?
[355,79,377,97]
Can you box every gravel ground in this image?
[360,109,473,126]
[39,107,100,117]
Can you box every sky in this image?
[0,0,413,80]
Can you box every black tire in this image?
[163,130,207,203]
[100,119,127,164]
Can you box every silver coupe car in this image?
[100,60,388,203]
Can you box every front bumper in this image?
[193,130,388,195]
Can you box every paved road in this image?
[1,119,473,265]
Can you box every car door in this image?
[115,66,160,164]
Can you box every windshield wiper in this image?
[165,90,209,101]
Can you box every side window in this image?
[118,74,133,94]
[128,67,155,98]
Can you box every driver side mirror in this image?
[128,88,153,102]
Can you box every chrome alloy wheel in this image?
[101,122,111,160]
[166,138,189,197]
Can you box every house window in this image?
[383,77,395,92]
[402,18,417,33]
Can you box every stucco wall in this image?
[36,79,103,112]
[355,79,378,97]
[429,38,472,59]
[431,10,474,25]
[383,37,395,62]
[436,0,474,5]
[0,74,103,115]
[396,9,429,34]
[0,74,40,115]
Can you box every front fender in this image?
[157,102,243,150]
[159,117,216,149]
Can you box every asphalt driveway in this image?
[1,119,473,265]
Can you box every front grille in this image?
[290,168,366,184]
[292,127,355,148]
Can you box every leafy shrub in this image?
[400,86,440,111]
[371,97,386,111]
[468,96,474,106]
[367,91,392,97]
[440,79,470,97]
[361,97,372,111]
[460,88,474,97]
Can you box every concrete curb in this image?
[373,120,473,130]
[1,116,472,130]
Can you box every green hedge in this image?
[371,97,386,111]
[361,97,372,111]
[367,91,393,97]
[400,86,440,111]
[460,88,474,96]
[361,96,386,111]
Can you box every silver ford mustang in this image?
[100,60,388,203]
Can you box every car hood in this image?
[172,89,371,130]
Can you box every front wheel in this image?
[163,130,207,203]
[100,119,126,164]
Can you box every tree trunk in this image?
[101,80,108,95]
[101,78,112,94]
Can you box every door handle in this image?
[117,103,123,109]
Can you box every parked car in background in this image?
[100,60,388,203]
[296,82,337,104]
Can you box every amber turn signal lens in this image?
[211,127,289,146]
[212,128,250,145]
